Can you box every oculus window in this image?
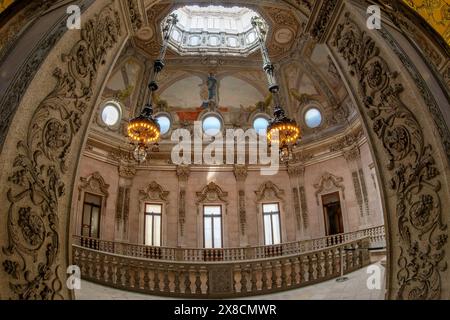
[202,115,222,136]
[253,117,269,136]
[304,108,322,129]
[101,102,121,127]
[166,5,267,57]
[156,115,171,135]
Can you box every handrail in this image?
[72,237,372,298]
[72,225,385,262]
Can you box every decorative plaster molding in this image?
[255,181,285,202]
[78,172,110,200]
[332,12,448,299]
[139,181,170,202]
[313,172,345,205]
[2,3,122,299]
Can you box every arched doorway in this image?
[0,0,448,300]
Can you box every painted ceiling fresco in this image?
[0,0,15,13]
[403,0,450,45]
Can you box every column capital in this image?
[176,165,191,182]
[287,164,305,178]
[233,164,248,182]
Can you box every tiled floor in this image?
[75,261,386,300]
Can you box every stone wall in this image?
[72,140,384,248]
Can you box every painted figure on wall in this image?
[201,72,219,108]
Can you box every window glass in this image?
[101,103,121,126]
[305,108,323,128]
[145,204,162,246]
[263,203,281,245]
[202,115,222,136]
[253,117,269,135]
[204,206,222,248]
[156,115,171,135]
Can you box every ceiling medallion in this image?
[127,13,178,162]
[251,16,301,163]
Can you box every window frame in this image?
[144,203,163,247]
[203,205,223,249]
[303,106,323,129]
[262,202,282,246]
[99,100,122,129]
[81,192,102,239]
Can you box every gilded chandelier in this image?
[251,16,301,162]
[127,13,178,162]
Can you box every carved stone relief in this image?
[332,12,448,299]
[139,181,170,203]
[255,181,285,202]
[313,172,345,205]
[196,182,229,216]
[78,172,110,201]
[233,165,248,236]
[1,2,122,299]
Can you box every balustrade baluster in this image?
[200,267,208,295]
[233,265,242,293]
[255,263,263,291]
[148,269,155,291]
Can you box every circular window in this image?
[253,117,269,135]
[156,115,171,135]
[202,115,222,136]
[101,103,121,127]
[305,108,322,128]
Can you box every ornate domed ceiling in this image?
[95,0,357,150]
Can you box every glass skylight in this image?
[165,5,266,57]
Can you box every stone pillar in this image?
[343,145,370,228]
[287,164,308,239]
[176,165,190,247]
[116,162,136,242]
[233,165,248,246]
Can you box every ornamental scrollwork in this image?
[332,13,447,299]
[2,4,121,299]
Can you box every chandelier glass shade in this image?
[127,113,160,145]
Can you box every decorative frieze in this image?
[310,0,339,42]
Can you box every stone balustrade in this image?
[72,225,385,262]
[72,237,371,298]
